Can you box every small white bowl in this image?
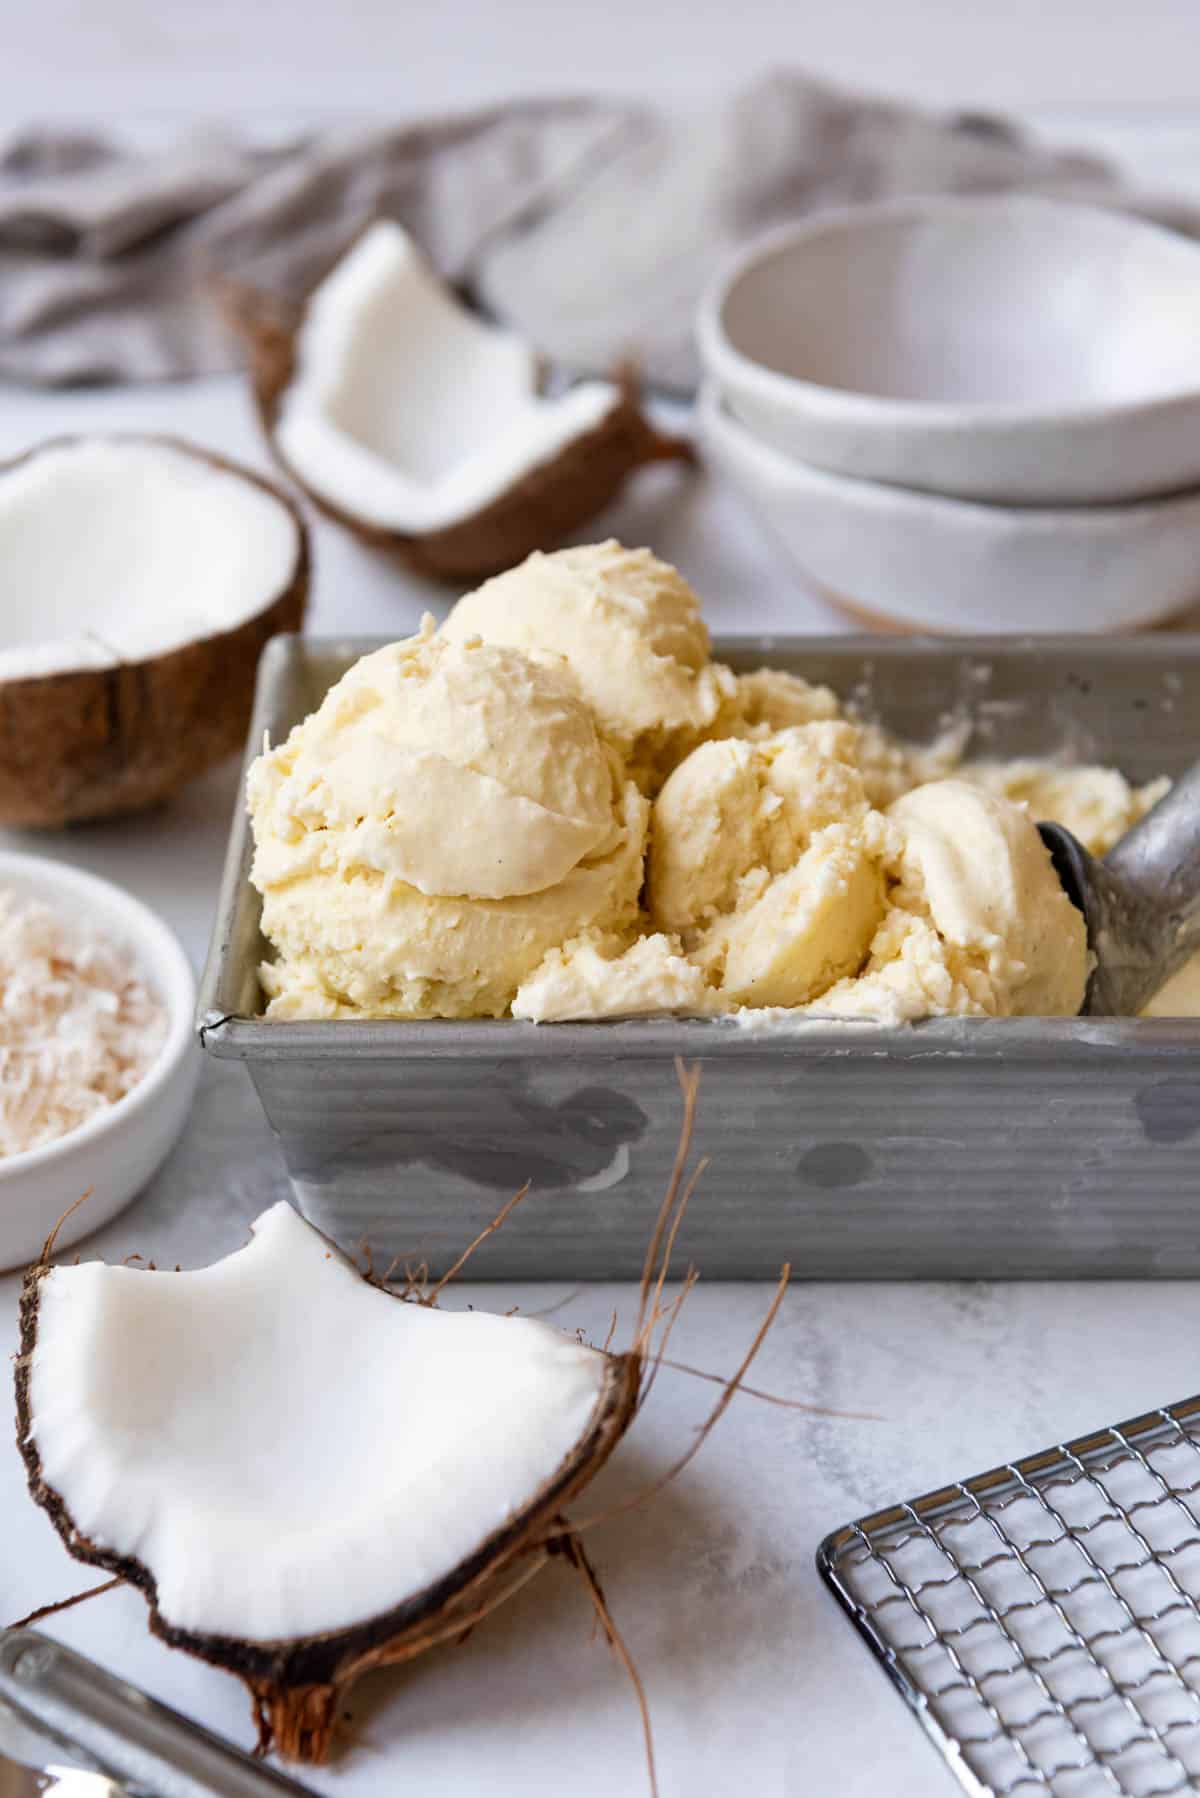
[697,196,1200,506]
[0,854,198,1270]
[699,384,1200,634]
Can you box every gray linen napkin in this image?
[2,71,1195,391]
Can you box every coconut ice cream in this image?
[813,779,1089,1022]
[441,541,735,782]
[645,725,890,1009]
[644,728,1087,1020]
[248,621,646,1018]
[247,541,1168,1024]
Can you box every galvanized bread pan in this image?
[198,634,1200,1281]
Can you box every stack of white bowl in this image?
[696,196,1200,634]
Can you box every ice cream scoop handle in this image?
[0,1631,316,1798]
[1106,758,1200,952]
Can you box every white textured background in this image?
[5,0,1200,121]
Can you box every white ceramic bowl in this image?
[697,196,1200,505]
[699,383,1200,634]
[0,854,198,1270]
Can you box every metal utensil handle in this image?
[1108,757,1200,929]
[0,1632,317,1798]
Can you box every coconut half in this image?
[16,1201,640,1761]
[0,436,308,827]
[225,221,691,581]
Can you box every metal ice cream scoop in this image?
[0,1630,316,1798]
[1038,759,1200,1017]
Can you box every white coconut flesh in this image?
[0,439,301,681]
[273,221,622,534]
[25,1202,611,1644]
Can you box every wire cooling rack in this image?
[817,1396,1200,1797]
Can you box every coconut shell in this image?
[15,1254,641,1763]
[220,277,694,584]
[0,437,308,829]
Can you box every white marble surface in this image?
[3,342,1200,1798]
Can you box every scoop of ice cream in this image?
[712,665,963,807]
[894,780,1088,1014]
[513,932,709,1022]
[648,724,874,932]
[960,758,1178,1015]
[648,732,1087,1020]
[706,826,888,1007]
[250,623,617,900]
[648,740,760,935]
[960,758,1169,857]
[815,779,1090,1021]
[441,542,733,779]
[723,666,840,736]
[248,623,647,1018]
[647,725,890,1008]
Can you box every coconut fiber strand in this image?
[3,70,1194,393]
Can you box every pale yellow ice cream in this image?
[957,758,1198,1017]
[646,725,891,1007]
[721,666,841,737]
[712,831,889,1008]
[646,722,1087,1020]
[713,665,965,807]
[248,622,647,1018]
[513,933,709,1022]
[441,542,735,782]
[959,759,1168,857]
[812,780,1089,1022]
[248,542,1174,1026]
[648,725,874,933]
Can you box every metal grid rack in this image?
[818,1396,1200,1797]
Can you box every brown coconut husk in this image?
[14,1069,789,1779]
[0,436,308,828]
[218,277,694,584]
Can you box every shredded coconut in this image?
[0,890,167,1158]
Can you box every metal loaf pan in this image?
[199,634,1200,1281]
